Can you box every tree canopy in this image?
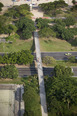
[4,4,31,19]
[0,2,4,11]
[63,16,76,27]
[45,65,77,116]
[39,0,68,16]
[16,17,35,39]
[0,50,34,65]
[0,65,18,79]
[23,76,41,116]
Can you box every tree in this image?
[23,86,40,116]
[2,50,34,65]
[64,16,76,27]
[0,2,4,11]
[39,27,56,38]
[53,65,73,77]
[0,15,11,34]
[5,24,18,35]
[46,75,77,115]
[0,56,3,63]
[42,56,56,65]
[45,65,77,115]
[4,4,30,19]
[16,17,35,39]
[68,56,76,63]
[0,65,18,79]
[72,0,76,5]
[52,24,74,41]
[61,29,74,41]
[22,29,32,39]
[39,0,68,16]
[36,18,49,29]
[17,50,34,65]
[23,76,41,116]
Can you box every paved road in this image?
[32,52,77,60]
[17,67,77,77]
[0,52,77,60]
[34,30,48,116]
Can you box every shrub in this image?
[63,16,76,27]
[42,56,56,65]
[68,56,76,63]
[0,65,18,79]
[23,76,41,116]
[1,50,34,65]
[39,27,56,38]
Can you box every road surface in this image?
[17,67,77,77]
[0,52,77,60]
[32,52,77,60]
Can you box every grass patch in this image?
[56,60,77,66]
[0,77,24,84]
[0,39,35,52]
[43,60,77,67]
[40,37,77,52]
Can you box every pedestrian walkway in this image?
[34,30,48,116]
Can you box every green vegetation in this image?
[36,18,50,29]
[42,56,56,65]
[64,16,76,27]
[40,38,77,52]
[36,18,56,38]
[0,50,34,65]
[0,65,18,79]
[39,0,77,18]
[0,2,4,11]
[16,17,35,39]
[39,27,56,38]
[71,0,77,11]
[36,17,77,42]
[0,39,34,52]
[35,17,77,51]
[42,56,77,67]
[4,4,31,19]
[0,4,35,52]
[53,17,77,41]
[45,65,77,116]
[0,77,23,84]
[68,56,77,63]
[39,0,68,16]
[23,76,41,116]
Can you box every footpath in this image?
[34,29,48,116]
[31,6,48,116]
